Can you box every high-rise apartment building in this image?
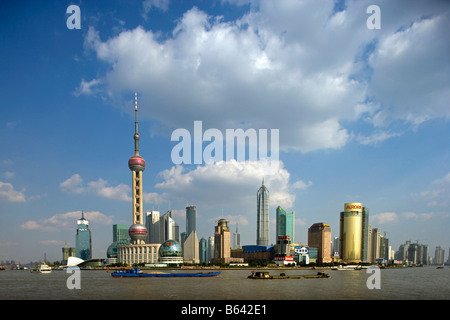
[308,223,332,263]
[257,179,269,246]
[75,211,92,260]
[276,206,294,243]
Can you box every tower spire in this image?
[134,90,140,156]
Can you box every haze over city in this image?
[1,0,449,263]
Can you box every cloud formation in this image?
[20,210,113,232]
[80,0,449,154]
[0,181,25,203]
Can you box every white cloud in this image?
[20,210,113,232]
[371,212,398,225]
[60,173,168,204]
[403,211,435,222]
[0,181,25,203]
[155,160,302,213]
[74,78,102,96]
[419,172,450,207]
[78,0,449,153]
[60,174,131,201]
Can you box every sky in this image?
[0,0,449,264]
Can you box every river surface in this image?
[0,266,449,300]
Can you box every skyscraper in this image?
[276,206,294,243]
[145,210,160,244]
[233,223,241,249]
[339,202,363,263]
[75,211,92,260]
[128,90,148,244]
[256,179,269,246]
[186,206,196,238]
[214,219,230,263]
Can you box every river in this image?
[1,266,448,300]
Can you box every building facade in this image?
[118,243,161,266]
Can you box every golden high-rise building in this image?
[339,203,363,263]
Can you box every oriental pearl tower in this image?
[128,90,148,244]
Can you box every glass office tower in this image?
[75,212,92,260]
[276,206,295,243]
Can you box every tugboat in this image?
[111,267,221,278]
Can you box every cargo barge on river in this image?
[111,267,220,278]
[248,271,329,279]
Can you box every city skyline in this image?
[1,0,449,263]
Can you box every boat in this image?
[331,265,362,271]
[111,267,221,278]
[30,264,52,274]
[248,271,329,279]
[437,265,444,269]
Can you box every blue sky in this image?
[1,0,449,263]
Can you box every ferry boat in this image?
[30,264,52,274]
[111,267,220,278]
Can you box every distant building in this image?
[61,246,76,265]
[75,211,92,260]
[256,179,269,246]
[276,206,294,243]
[199,237,208,263]
[435,246,445,265]
[233,223,241,249]
[308,222,332,263]
[208,236,214,262]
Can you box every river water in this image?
[1,266,448,300]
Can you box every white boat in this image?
[331,265,362,271]
[30,264,52,274]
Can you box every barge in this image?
[248,271,329,279]
[111,267,220,278]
